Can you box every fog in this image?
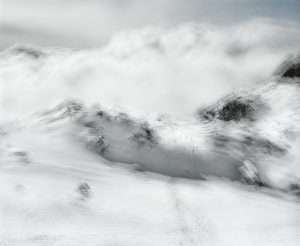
[1,20,300,120]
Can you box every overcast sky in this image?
[0,0,300,48]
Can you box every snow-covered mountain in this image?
[0,23,300,245]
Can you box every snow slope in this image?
[0,118,299,246]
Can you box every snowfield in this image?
[1,22,300,245]
[0,119,299,246]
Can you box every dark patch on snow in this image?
[213,134,287,163]
[218,99,255,121]
[85,135,109,155]
[96,110,105,117]
[275,54,300,80]
[131,123,158,147]
[77,182,91,199]
[282,63,300,78]
[241,136,286,156]
[200,109,216,121]
[288,182,300,197]
[132,164,146,173]
[12,151,31,164]
[197,95,267,122]
[94,136,109,154]
[82,120,97,128]
[95,110,113,122]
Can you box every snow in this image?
[0,121,299,246]
[0,22,300,245]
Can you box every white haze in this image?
[1,19,300,120]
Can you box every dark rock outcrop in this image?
[282,62,300,78]
[218,99,255,121]
[198,95,266,122]
[275,54,300,79]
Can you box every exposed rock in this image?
[218,99,255,121]
[198,95,266,122]
[282,62,300,78]
[275,54,300,79]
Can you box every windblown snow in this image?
[0,21,300,245]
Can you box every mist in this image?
[1,19,300,121]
